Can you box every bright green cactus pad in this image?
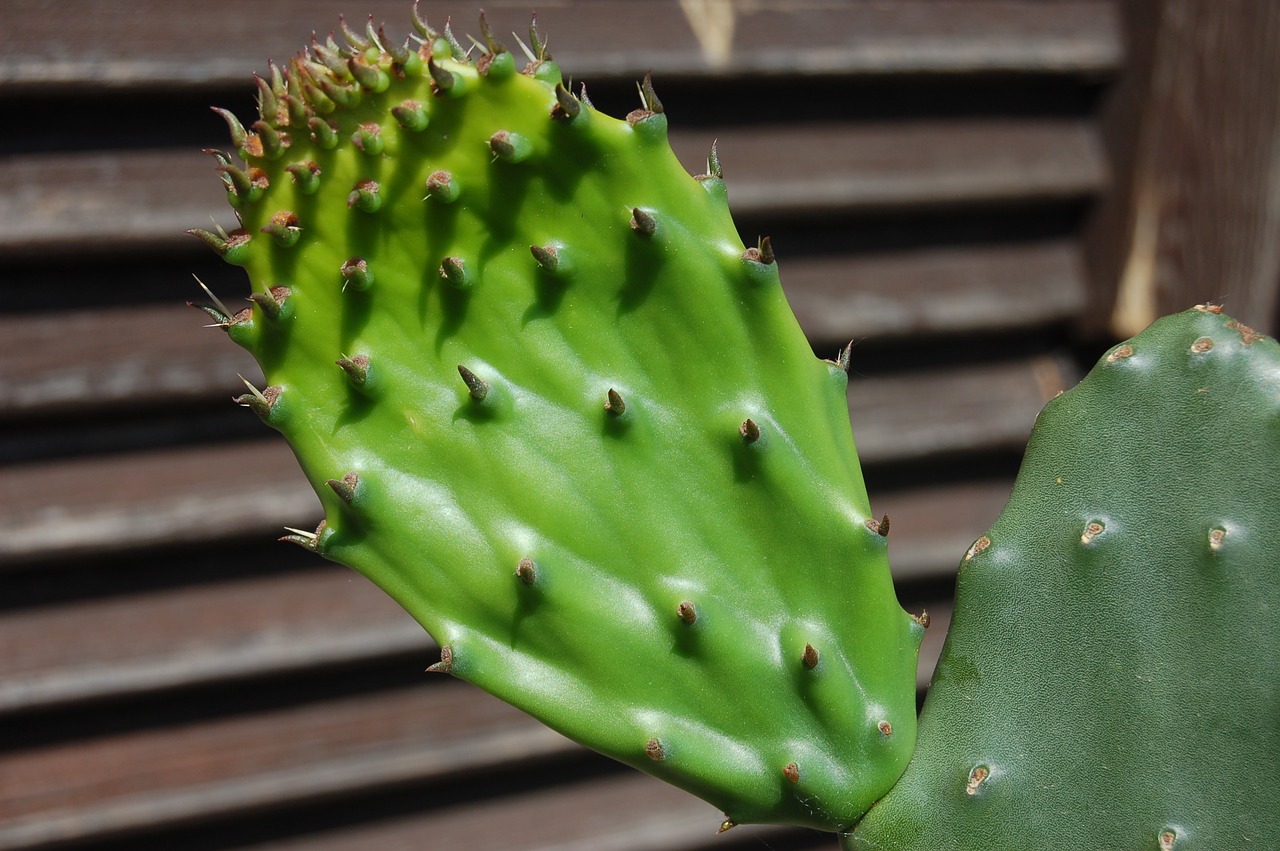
[847,306,1280,850]
[194,12,921,831]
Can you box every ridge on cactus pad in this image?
[192,8,922,832]
[848,306,1280,850]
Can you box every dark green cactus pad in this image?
[847,306,1280,850]
[195,12,921,831]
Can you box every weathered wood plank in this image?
[786,239,1087,343]
[0,120,1104,258]
[0,358,1065,567]
[0,240,1084,421]
[0,1,1122,93]
[0,683,574,850]
[0,566,425,715]
[240,771,827,851]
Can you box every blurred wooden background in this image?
[2,1,1277,849]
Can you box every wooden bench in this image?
[14,1,1254,848]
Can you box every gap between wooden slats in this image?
[237,772,826,851]
[0,358,1068,568]
[0,1,1122,92]
[0,240,1085,421]
[0,120,1103,257]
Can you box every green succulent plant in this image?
[192,7,1280,847]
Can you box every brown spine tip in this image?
[530,243,559,273]
[965,764,990,795]
[743,235,775,265]
[878,720,893,736]
[426,645,454,674]
[717,819,737,834]
[279,522,322,552]
[964,535,991,562]
[630,207,657,236]
[440,256,472,289]
[836,340,854,372]
[1107,344,1135,363]
[1209,527,1226,551]
[392,99,429,131]
[605,388,626,417]
[677,600,697,625]
[1194,303,1224,314]
[348,179,382,212]
[259,210,301,248]
[340,257,373,291]
[551,83,581,120]
[1081,520,1105,544]
[865,513,890,537]
[911,609,931,629]
[1159,828,1178,850]
[783,762,800,783]
[740,418,761,443]
[645,738,666,761]
[1190,336,1214,353]
[233,379,281,419]
[706,140,722,179]
[626,72,665,124]
[428,56,455,93]
[351,122,385,156]
[802,643,819,669]
[515,557,537,585]
[425,170,460,203]
[336,354,370,387]
[458,364,489,400]
[326,472,359,504]
[285,160,322,194]
[1227,318,1263,344]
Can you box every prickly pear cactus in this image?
[847,306,1280,850]
[192,10,922,831]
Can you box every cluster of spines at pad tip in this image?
[186,5,578,271]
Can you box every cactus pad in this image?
[195,11,921,831]
[847,306,1280,850]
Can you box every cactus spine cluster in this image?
[193,8,921,832]
[848,306,1280,849]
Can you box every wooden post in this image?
[1085,0,1280,337]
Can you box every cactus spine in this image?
[194,9,920,831]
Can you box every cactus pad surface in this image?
[195,11,921,831]
[847,306,1280,850]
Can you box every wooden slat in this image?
[0,1,1122,93]
[0,304,258,421]
[0,683,574,851]
[787,240,1087,342]
[239,771,827,851]
[0,119,1104,258]
[0,566,424,716]
[0,358,1067,567]
[0,240,1085,422]
[851,356,1071,465]
[0,440,317,567]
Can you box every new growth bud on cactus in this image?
[848,306,1280,850]
[193,9,921,831]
